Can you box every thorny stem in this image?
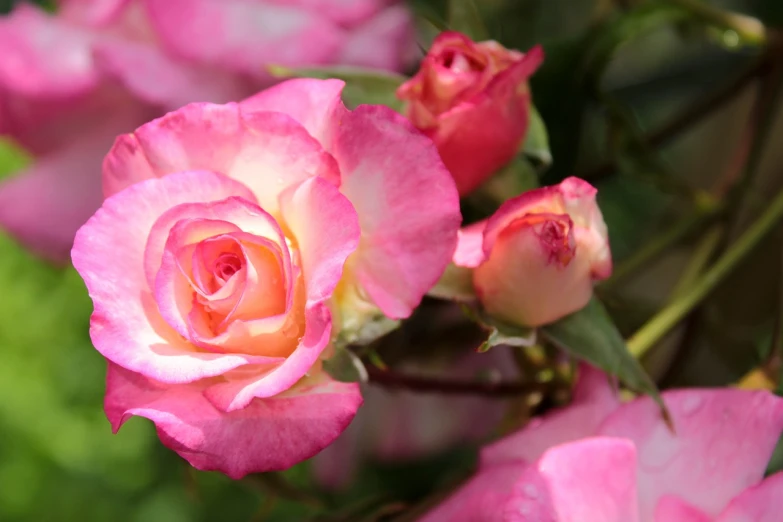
[365,365,553,398]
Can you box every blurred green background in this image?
[3,0,783,520]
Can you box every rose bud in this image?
[397,31,544,196]
[454,177,612,327]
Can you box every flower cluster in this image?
[3,1,781,519]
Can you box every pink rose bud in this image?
[397,31,544,196]
[454,177,612,327]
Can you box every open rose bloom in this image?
[71,78,460,478]
[423,365,783,521]
[398,31,544,196]
[0,0,413,261]
[453,176,612,327]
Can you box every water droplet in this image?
[681,395,703,415]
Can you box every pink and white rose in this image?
[71,79,461,478]
[422,365,783,521]
[453,176,612,327]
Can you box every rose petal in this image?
[333,104,461,318]
[452,220,488,268]
[654,496,711,522]
[94,38,252,109]
[239,78,347,147]
[102,103,340,215]
[715,472,783,522]
[338,5,413,72]
[597,389,783,520]
[504,437,639,522]
[278,176,360,304]
[481,364,619,467]
[202,303,332,411]
[59,0,131,26]
[0,4,98,98]
[72,170,274,384]
[143,0,345,77]
[105,362,363,478]
[149,196,282,300]
[419,463,523,522]
[482,177,594,257]
[0,110,147,262]
[266,0,384,26]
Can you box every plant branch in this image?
[582,50,773,183]
[365,365,552,397]
[627,185,783,358]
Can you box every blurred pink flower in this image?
[422,365,783,521]
[0,0,414,261]
[454,176,612,327]
[71,78,460,478]
[397,31,543,196]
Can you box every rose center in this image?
[213,252,242,285]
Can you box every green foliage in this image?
[446,0,488,40]
[541,297,667,415]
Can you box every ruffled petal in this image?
[103,103,339,216]
[105,362,363,478]
[201,303,332,411]
[239,78,347,147]
[597,389,783,520]
[278,176,360,304]
[332,104,461,318]
[503,437,639,522]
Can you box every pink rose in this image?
[70,79,461,478]
[453,177,612,327]
[0,0,413,261]
[397,31,544,196]
[422,365,783,521]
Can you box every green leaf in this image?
[322,346,368,383]
[478,156,540,206]
[447,0,488,41]
[267,65,407,111]
[541,297,668,416]
[521,106,551,170]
